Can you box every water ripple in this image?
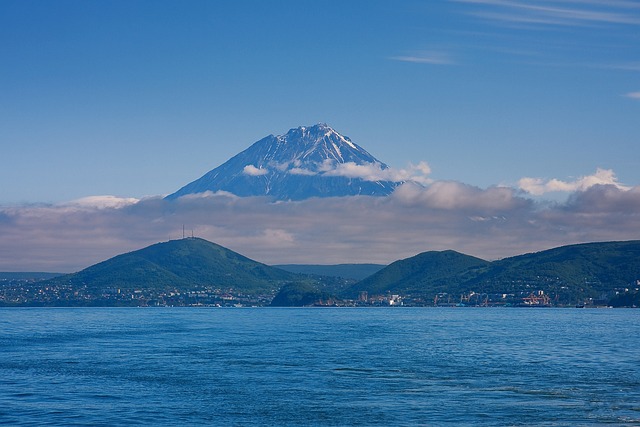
[1,307,638,426]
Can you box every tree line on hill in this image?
[1,238,639,307]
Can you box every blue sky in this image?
[2,0,638,203]
[1,0,639,271]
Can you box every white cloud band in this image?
[518,168,630,195]
[1,178,639,272]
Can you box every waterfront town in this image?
[1,275,637,308]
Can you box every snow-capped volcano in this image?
[165,124,404,200]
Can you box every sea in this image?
[1,307,638,426]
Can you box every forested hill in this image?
[47,238,301,294]
[346,241,640,304]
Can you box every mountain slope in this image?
[166,124,402,200]
[346,250,490,297]
[467,240,640,295]
[346,241,640,304]
[49,238,300,294]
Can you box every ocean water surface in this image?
[1,307,638,426]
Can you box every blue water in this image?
[1,308,639,426]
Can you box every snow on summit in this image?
[166,124,410,200]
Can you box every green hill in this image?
[9,239,640,307]
[270,282,335,307]
[346,250,489,297]
[346,241,640,305]
[466,241,640,300]
[49,238,301,294]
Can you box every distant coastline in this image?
[2,239,639,308]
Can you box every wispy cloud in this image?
[240,160,433,185]
[624,91,640,99]
[289,167,317,176]
[437,0,640,79]
[2,179,639,272]
[390,51,455,65]
[324,161,433,185]
[243,165,268,176]
[454,0,640,27]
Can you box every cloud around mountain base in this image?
[1,179,639,272]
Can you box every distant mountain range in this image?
[0,272,63,281]
[274,264,385,281]
[2,239,639,307]
[166,124,403,200]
